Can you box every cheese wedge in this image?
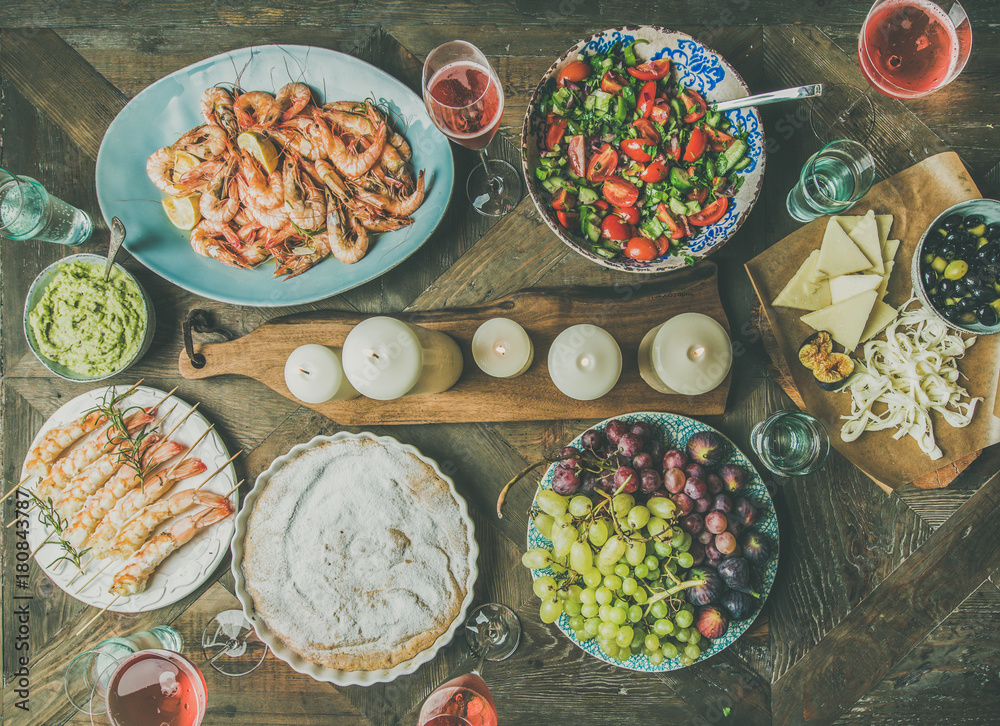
[800,289,879,352]
[772,250,832,310]
[860,301,898,343]
[845,210,884,275]
[875,260,895,303]
[883,238,900,265]
[830,274,882,304]
[816,217,873,277]
[876,215,893,249]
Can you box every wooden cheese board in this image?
[178,263,732,425]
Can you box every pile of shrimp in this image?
[25,398,233,598]
[146,82,425,278]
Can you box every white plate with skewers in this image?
[20,384,239,613]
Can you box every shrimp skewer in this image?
[110,501,234,597]
[24,411,107,479]
[87,459,207,559]
[63,441,184,549]
[107,490,229,561]
[35,409,156,500]
[55,435,158,518]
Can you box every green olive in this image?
[944,260,969,280]
[931,256,948,273]
[945,297,958,307]
[979,237,990,248]
[968,223,987,237]
[923,252,935,264]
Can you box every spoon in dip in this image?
[103,217,127,280]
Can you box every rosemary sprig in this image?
[23,490,91,573]
[49,540,91,572]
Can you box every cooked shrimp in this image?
[277,117,328,161]
[268,125,321,160]
[311,158,352,201]
[63,441,184,549]
[282,155,326,230]
[146,148,190,196]
[87,458,207,559]
[201,87,239,138]
[35,409,153,500]
[200,158,240,224]
[270,82,313,124]
[234,90,277,130]
[55,436,158,518]
[326,121,386,178]
[245,201,290,231]
[190,220,248,268]
[176,157,226,194]
[352,170,425,218]
[108,491,230,560]
[109,501,234,597]
[237,153,283,209]
[24,411,106,479]
[327,201,369,264]
[273,226,331,278]
[173,124,229,160]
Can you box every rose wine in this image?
[427,61,503,150]
[418,672,498,726]
[859,0,962,97]
[106,651,207,726]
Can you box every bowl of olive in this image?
[913,199,1000,335]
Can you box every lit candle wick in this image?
[688,345,706,361]
[495,342,507,356]
[298,367,308,375]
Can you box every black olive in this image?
[957,296,977,312]
[924,237,940,255]
[986,222,1000,240]
[977,305,1000,327]
[945,230,962,244]
[938,279,956,296]
[973,284,998,302]
[921,267,938,290]
[964,214,985,228]
[953,279,970,296]
[944,306,964,323]
[939,242,957,259]
[941,213,963,229]
[976,244,994,262]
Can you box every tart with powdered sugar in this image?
[241,437,472,672]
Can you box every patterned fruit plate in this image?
[526,412,779,671]
[521,26,765,273]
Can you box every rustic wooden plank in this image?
[772,471,1000,724]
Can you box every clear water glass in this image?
[786,139,876,222]
[0,168,92,245]
[750,410,830,477]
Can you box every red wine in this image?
[418,672,498,726]
[107,651,206,726]
[859,0,960,97]
[427,61,503,150]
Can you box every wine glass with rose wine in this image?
[422,41,523,217]
[417,603,521,726]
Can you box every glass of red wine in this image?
[417,603,521,726]
[858,0,972,99]
[88,649,207,726]
[422,41,523,217]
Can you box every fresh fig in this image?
[724,513,743,537]
[720,590,758,621]
[739,529,773,568]
[686,430,727,467]
[695,605,729,639]
[662,448,688,471]
[813,352,855,391]
[684,567,725,606]
[734,497,760,527]
[717,557,750,590]
[798,330,833,370]
[719,464,746,494]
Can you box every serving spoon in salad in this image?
[712,83,823,113]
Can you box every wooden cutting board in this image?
[179,263,732,425]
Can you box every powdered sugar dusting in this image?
[243,439,471,671]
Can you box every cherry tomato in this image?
[656,203,686,239]
[682,127,707,162]
[688,196,729,226]
[624,236,659,261]
[556,210,579,229]
[680,88,707,123]
[649,100,671,125]
[593,199,610,212]
[557,60,590,87]
[636,81,657,118]
[546,119,567,151]
[568,134,586,176]
[602,177,640,208]
[653,234,671,255]
[550,188,576,212]
[586,143,618,183]
[639,155,670,183]
[686,187,708,204]
[626,58,672,81]
[601,215,631,242]
[621,138,656,162]
[614,205,640,224]
[703,126,734,148]
[632,118,661,144]
[601,70,627,94]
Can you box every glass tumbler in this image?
[0,168,92,245]
[786,140,876,223]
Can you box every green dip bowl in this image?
[23,253,156,382]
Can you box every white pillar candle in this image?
[472,318,534,378]
[341,316,463,400]
[547,324,622,401]
[283,344,359,404]
[638,312,733,396]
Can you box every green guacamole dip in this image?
[28,260,146,377]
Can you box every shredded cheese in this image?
[840,295,981,460]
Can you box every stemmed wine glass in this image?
[417,603,521,726]
[422,41,523,217]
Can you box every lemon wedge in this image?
[170,150,202,182]
[162,195,201,231]
[238,131,280,174]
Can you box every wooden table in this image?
[3,4,1000,725]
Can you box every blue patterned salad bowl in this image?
[521,27,766,273]
[527,412,779,672]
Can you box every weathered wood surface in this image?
[2,8,1000,726]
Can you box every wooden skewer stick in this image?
[75,596,122,636]
[222,479,245,500]
[74,561,113,594]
